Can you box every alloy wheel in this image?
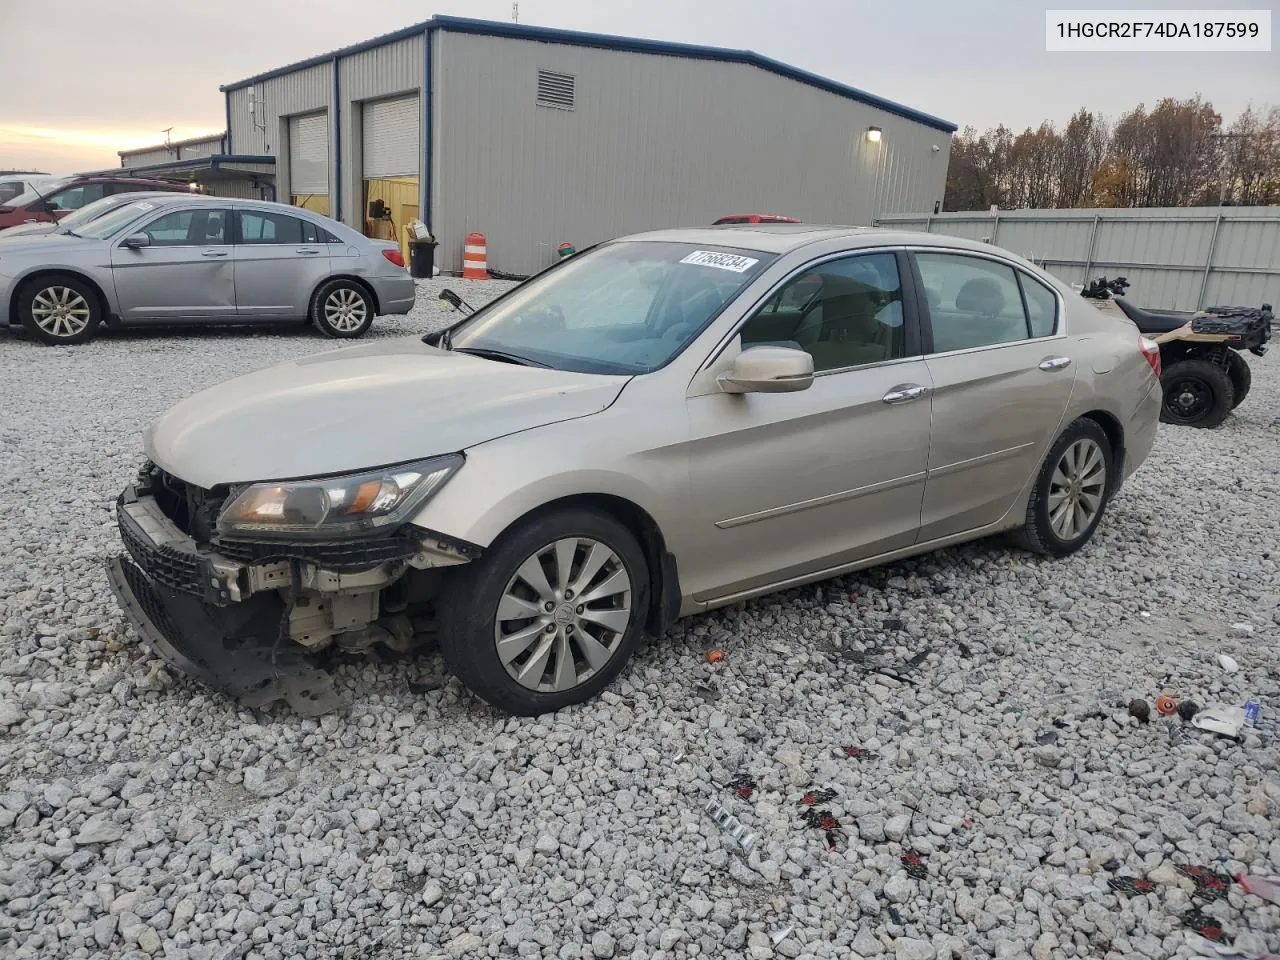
[494,537,632,693]
[31,286,91,338]
[324,288,368,331]
[1048,437,1107,541]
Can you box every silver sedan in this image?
[0,196,416,344]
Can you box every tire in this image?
[1159,359,1234,428]
[1225,352,1252,409]
[1010,418,1114,557]
[311,279,374,338]
[438,508,650,716]
[17,274,102,345]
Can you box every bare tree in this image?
[943,98,1273,210]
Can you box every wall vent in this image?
[536,70,575,110]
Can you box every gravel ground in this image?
[1,281,1278,960]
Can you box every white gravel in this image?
[0,282,1277,959]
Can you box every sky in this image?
[3,0,1276,174]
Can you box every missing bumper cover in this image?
[106,556,345,716]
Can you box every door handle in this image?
[201,250,229,258]
[295,248,321,255]
[1038,356,1072,371]
[882,384,928,405]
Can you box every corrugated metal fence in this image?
[875,207,1280,313]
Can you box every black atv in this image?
[1081,276,1271,428]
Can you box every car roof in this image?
[620,224,1019,258]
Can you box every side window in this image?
[237,211,305,244]
[48,183,106,211]
[1019,273,1058,337]
[916,253,1029,353]
[740,252,906,372]
[320,227,342,243]
[140,209,228,246]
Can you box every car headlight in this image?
[216,454,463,539]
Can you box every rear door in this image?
[232,209,331,318]
[110,206,235,321]
[912,250,1075,541]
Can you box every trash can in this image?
[410,240,437,279]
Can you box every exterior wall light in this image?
[866,127,882,143]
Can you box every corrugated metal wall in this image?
[120,135,225,167]
[875,207,1280,312]
[227,62,332,211]
[432,31,950,275]
[339,35,425,228]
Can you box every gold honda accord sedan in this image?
[108,225,1163,715]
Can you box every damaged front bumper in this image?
[106,479,476,715]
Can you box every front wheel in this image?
[1160,359,1234,427]
[18,275,102,345]
[438,508,650,715]
[311,279,374,338]
[1010,418,1113,557]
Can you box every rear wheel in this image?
[17,275,102,345]
[1160,359,1234,427]
[438,508,649,715]
[1225,352,1252,409]
[1011,418,1113,557]
[311,279,374,338]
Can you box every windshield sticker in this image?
[680,250,760,273]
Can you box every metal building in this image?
[220,15,956,274]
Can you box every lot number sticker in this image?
[680,250,760,273]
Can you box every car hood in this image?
[145,337,631,488]
[0,223,59,240]
[0,232,88,253]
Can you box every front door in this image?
[913,250,1076,541]
[684,250,933,602]
[232,209,331,318]
[110,207,234,321]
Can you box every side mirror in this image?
[122,233,150,250]
[717,345,814,394]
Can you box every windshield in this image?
[74,199,166,240]
[56,193,139,231]
[1,178,71,208]
[448,241,773,374]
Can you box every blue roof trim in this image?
[219,16,957,134]
[97,155,276,177]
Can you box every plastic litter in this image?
[725,774,757,800]
[1178,864,1233,901]
[1128,698,1151,724]
[1179,700,1201,722]
[770,925,794,946]
[1237,873,1280,906]
[1157,695,1179,716]
[1182,906,1226,942]
[902,851,928,879]
[1109,875,1157,895]
[703,798,756,853]
[1242,699,1260,728]
[1192,705,1246,739]
[1218,653,1240,673]
[705,649,725,664]
[1230,622,1255,635]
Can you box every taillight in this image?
[1140,336,1161,377]
[381,248,405,268]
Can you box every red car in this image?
[0,176,192,231]
[712,214,802,225]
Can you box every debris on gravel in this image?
[1,281,1278,958]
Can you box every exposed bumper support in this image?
[106,556,345,716]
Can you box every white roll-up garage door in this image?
[288,113,329,196]
[362,96,420,179]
